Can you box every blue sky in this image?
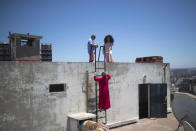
[0,0,196,68]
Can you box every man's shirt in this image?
[88,38,96,53]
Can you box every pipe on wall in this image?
[163,63,169,83]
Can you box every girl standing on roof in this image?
[103,35,114,63]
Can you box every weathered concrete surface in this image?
[0,62,171,131]
[110,113,183,131]
[0,62,94,131]
[106,63,171,127]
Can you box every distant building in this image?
[0,42,11,61]
[9,33,42,61]
[40,44,52,61]
[176,77,196,95]
[0,32,52,61]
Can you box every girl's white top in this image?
[104,42,113,54]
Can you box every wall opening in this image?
[139,84,149,119]
[49,84,66,92]
[139,84,167,119]
[21,39,33,47]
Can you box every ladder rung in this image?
[98,116,105,119]
[96,68,105,69]
[98,109,105,112]
[96,75,102,76]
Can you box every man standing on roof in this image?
[88,34,98,62]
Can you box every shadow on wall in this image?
[66,118,70,131]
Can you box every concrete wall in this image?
[16,39,41,60]
[0,62,171,131]
[106,63,171,127]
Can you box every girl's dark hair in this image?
[104,35,114,43]
[102,72,107,80]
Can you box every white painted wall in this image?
[106,63,171,126]
[0,62,171,131]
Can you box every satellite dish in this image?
[183,121,195,131]
[171,92,196,130]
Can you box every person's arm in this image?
[94,72,101,81]
[110,42,113,50]
[94,44,98,48]
[88,40,94,46]
[88,40,98,48]
[88,40,93,48]
[90,43,98,48]
[103,43,105,54]
[107,74,111,80]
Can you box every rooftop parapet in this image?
[8,32,43,40]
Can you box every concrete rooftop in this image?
[110,113,184,131]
